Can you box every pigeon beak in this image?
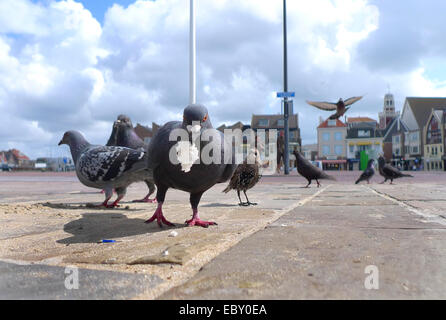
[188,124,201,134]
[58,139,63,146]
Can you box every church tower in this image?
[379,92,397,129]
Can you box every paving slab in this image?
[0,260,162,299]
[160,185,446,299]
[1,172,446,299]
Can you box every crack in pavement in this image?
[364,186,446,226]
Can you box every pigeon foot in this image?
[132,197,157,203]
[185,217,217,228]
[238,202,250,206]
[145,203,174,227]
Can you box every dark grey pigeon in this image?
[355,159,375,184]
[223,148,262,206]
[294,151,335,187]
[378,156,413,184]
[58,130,150,208]
[306,96,363,120]
[145,104,237,228]
[106,115,156,203]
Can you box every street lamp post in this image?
[190,0,196,105]
[283,0,290,175]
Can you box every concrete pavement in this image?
[0,171,445,299]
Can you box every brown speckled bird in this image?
[223,148,262,206]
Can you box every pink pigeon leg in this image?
[185,209,217,228]
[105,194,124,208]
[144,202,174,227]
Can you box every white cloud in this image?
[1,0,446,159]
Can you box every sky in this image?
[1,0,446,159]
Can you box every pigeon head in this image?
[58,130,88,147]
[58,130,90,163]
[183,104,212,134]
[367,159,375,168]
[378,156,385,167]
[114,114,133,129]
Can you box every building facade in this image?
[399,97,446,168]
[317,118,347,170]
[345,117,383,170]
[423,108,446,171]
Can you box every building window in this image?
[328,120,336,126]
[334,145,343,155]
[334,132,343,141]
[277,119,284,127]
[322,145,330,156]
[412,146,419,154]
[358,130,370,137]
[258,119,269,127]
[349,145,354,153]
[322,132,330,141]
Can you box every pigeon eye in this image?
[202,114,208,122]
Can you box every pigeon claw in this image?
[185,218,217,228]
[145,208,174,227]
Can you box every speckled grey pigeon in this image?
[378,156,413,184]
[306,96,363,120]
[144,104,237,228]
[223,148,262,206]
[355,159,375,184]
[58,130,150,208]
[106,115,156,203]
[294,151,335,187]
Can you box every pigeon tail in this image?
[401,173,414,178]
[222,184,232,193]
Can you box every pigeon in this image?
[58,130,150,208]
[355,159,375,184]
[223,148,262,206]
[378,156,413,184]
[106,114,156,203]
[294,151,335,187]
[144,104,237,228]
[306,96,363,120]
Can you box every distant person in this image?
[276,131,285,174]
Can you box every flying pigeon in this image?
[294,151,335,187]
[355,159,375,184]
[144,104,237,228]
[58,130,151,208]
[378,156,413,184]
[306,96,363,120]
[223,148,262,206]
[106,114,156,203]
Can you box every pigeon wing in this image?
[382,164,401,178]
[306,100,337,111]
[78,146,146,183]
[343,96,363,107]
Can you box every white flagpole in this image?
[189,0,196,105]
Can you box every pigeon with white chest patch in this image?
[58,130,151,208]
[144,104,237,227]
